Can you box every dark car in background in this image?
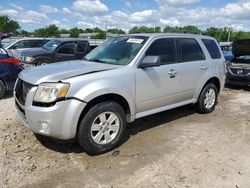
[226,39,250,87]
[19,39,91,69]
[0,47,21,99]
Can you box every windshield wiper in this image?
[85,58,107,63]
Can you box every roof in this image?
[120,33,216,40]
[51,38,89,42]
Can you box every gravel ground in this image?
[0,87,250,188]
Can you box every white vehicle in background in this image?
[3,38,51,59]
[3,38,50,50]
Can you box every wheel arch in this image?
[77,93,134,131]
[195,76,221,103]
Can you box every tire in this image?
[77,102,126,155]
[36,59,49,66]
[196,83,218,114]
[0,80,6,99]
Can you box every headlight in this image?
[34,83,70,103]
[25,56,34,62]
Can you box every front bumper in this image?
[15,86,86,140]
[226,73,250,86]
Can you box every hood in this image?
[20,47,52,57]
[232,39,250,57]
[19,60,122,85]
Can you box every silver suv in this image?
[14,34,225,155]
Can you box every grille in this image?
[230,68,250,75]
[15,79,34,106]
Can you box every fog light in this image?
[40,122,50,133]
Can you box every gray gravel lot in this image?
[0,87,250,188]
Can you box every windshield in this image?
[85,36,148,65]
[42,40,62,51]
[235,55,250,64]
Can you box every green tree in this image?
[92,31,106,39]
[107,28,125,34]
[60,29,69,34]
[69,27,80,38]
[19,29,30,37]
[34,24,60,37]
[0,15,20,34]
[154,26,161,33]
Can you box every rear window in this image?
[202,39,221,59]
[178,38,205,62]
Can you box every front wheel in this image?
[0,80,6,99]
[77,102,126,155]
[196,83,218,114]
[36,59,49,66]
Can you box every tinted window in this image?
[77,42,86,52]
[11,40,26,49]
[57,43,75,54]
[146,38,175,64]
[178,38,205,62]
[202,39,221,59]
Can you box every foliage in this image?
[0,15,20,34]
[129,26,162,33]
[107,28,125,34]
[33,24,60,37]
[69,27,80,38]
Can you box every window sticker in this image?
[127,38,144,44]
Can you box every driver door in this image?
[135,37,182,113]
[55,43,76,62]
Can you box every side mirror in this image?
[139,56,161,68]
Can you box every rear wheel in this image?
[77,102,126,155]
[0,80,6,99]
[196,83,218,113]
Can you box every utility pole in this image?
[227,27,231,42]
[105,18,108,39]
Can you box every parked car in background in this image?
[19,38,91,69]
[0,47,21,99]
[14,34,225,155]
[226,39,250,86]
[4,38,50,50]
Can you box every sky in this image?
[0,0,249,32]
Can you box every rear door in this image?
[55,42,76,62]
[176,37,208,100]
[135,37,182,113]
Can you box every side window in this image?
[11,40,25,49]
[145,38,176,64]
[29,40,47,48]
[178,38,205,62]
[76,42,87,52]
[57,43,75,55]
[202,39,221,59]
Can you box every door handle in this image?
[168,69,177,75]
[200,65,208,70]
[168,69,177,78]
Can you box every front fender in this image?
[73,79,136,116]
